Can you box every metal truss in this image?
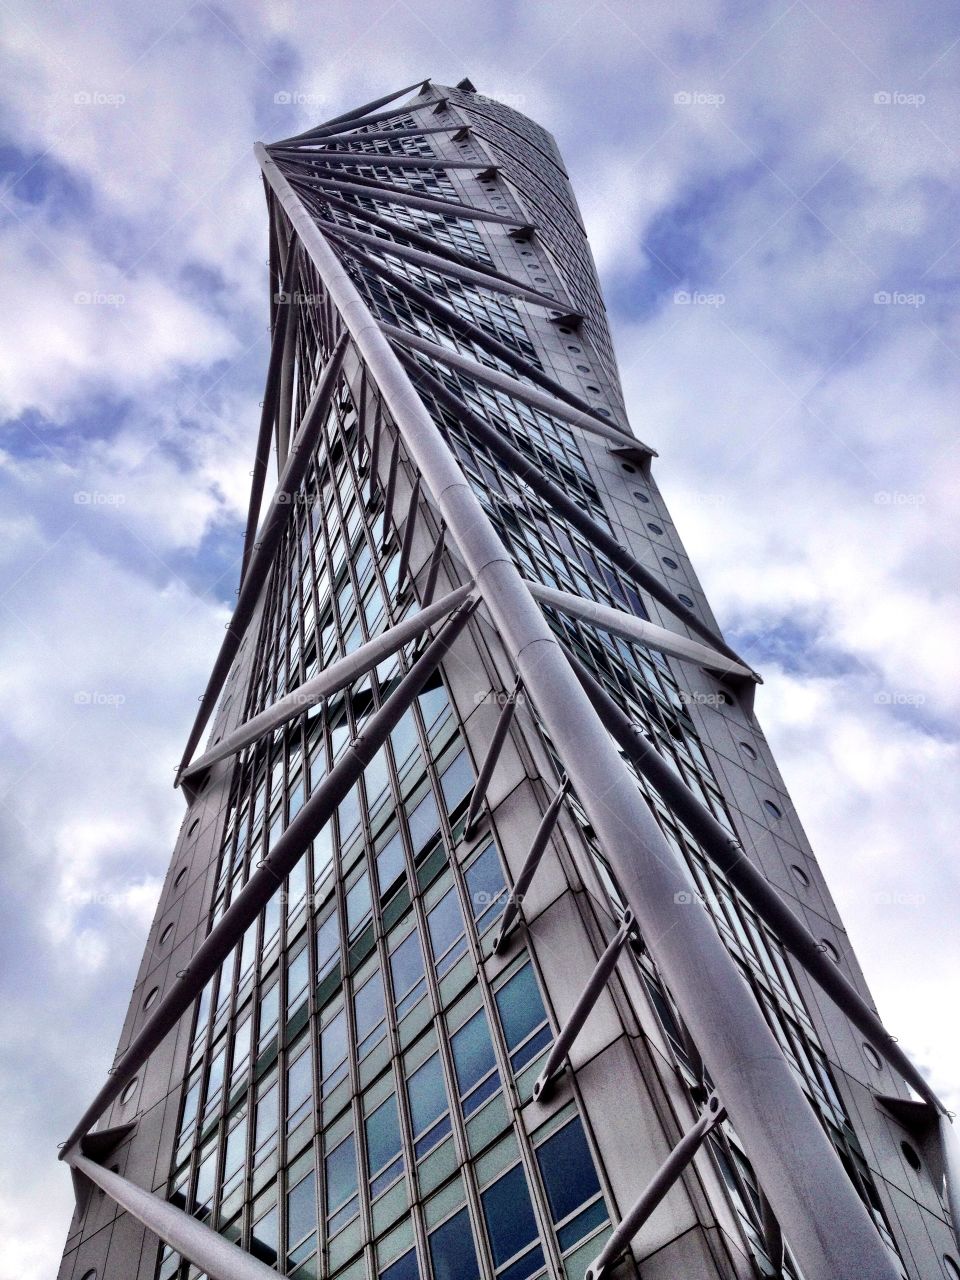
[61,82,959,1280]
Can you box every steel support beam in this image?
[67,1153,284,1280]
[533,914,633,1101]
[275,248,300,467]
[393,351,748,669]
[277,80,430,145]
[463,677,520,836]
[492,777,569,953]
[526,580,758,682]
[570,653,944,1113]
[273,148,494,172]
[177,332,348,778]
[383,324,640,448]
[328,237,633,440]
[420,523,446,606]
[182,584,472,778]
[241,234,299,581]
[303,171,523,225]
[322,220,563,309]
[584,1096,726,1280]
[61,597,476,1156]
[255,142,902,1279]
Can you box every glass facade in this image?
[58,79,954,1280]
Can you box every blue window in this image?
[365,1093,404,1196]
[408,789,441,858]
[407,1052,451,1156]
[346,872,372,936]
[428,1206,480,1280]
[427,887,467,976]
[495,962,551,1072]
[380,1248,418,1280]
[376,831,406,897]
[481,1164,543,1279]
[325,1132,358,1233]
[316,912,339,982]
[390,927,427,1019]
[535,1117,606,1251]
[440,750,474,814]
[354,968,387,1058]
[451,1008,501,1116]
[286,1169,317,1251]
[464,845,507,934]
[320,1009,348,1094]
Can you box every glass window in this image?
[321,1009,349,1094]
[287,1169,317,1249]
[451,1008,500,1116]
[346,873,372,936]
[253,1079,278,1166]
[365,1093,404,1196]
[428,1206,480,1280]
[325,1132,359,1232]
[355,969,387,1058]
[286,1047,312,1132]
[495,963,551,1072]
[406,1052,451,1156]
[316,912,340,981]
[381,1249,419,1280]
[440,751,473,814]
[535,1117,606,1251]
[390,926,427,1020]
[464,845,507,934]
[427,887,467,976]
[376,831,406,897]
[251,1203,279,1265]
[481,1164,542,1279]
[408,790,441,858]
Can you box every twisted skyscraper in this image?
[58,79,958,1280]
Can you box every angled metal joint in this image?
[463,676,522,836]
[492,777,569,954]
[585,1094,726,1280]
[533,911,635,1102]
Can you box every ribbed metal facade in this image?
[57,80,958,1280]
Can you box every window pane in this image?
[316,913,339,977]
[287,1171,316,1246]
[495,963,546,1051]
[376,832,406,896]
[536,1118,602,1226]
[427,888,465,971]
[325,1133,358,1213]
[380,1248,419,1280]
[440,751,473,812]
[365,1093,402,1174]
[251,1205,278,1265]
[408,790,441,857]
[428,1207,479,1280]
[464,845,507,928]
[451,1009,497,1099]
[321,1010,347,1079]
[407,1052,447,1136]
[355,969,386,1041]
[287,1051,312,1117]
[481,1164,539,1269]
[390,928,425,1003]
[346,873,371,934]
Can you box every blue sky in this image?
[1,2,958,1275]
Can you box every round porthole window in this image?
[943,1255,960,1279]
[901,1141,922,1172]
[764,800,783,819]
[739,741,757,759]
[173,867,188,889]
[187,817,199,837]
[159,922,174,946]
[621,463,636,474]
[790,864,810,887]
[678,594,694,607]
[647,522,663,535]
[143,987,159,1011]
[862,1042,882,1069]
[80,1271,97,1280]
[566,345,581,353]
[820,939,840,963]
[663,556,678,569]
[632,491,649,503]
[119,1077,139,1106]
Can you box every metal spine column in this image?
[256,140,901,1280]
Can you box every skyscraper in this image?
[57,78,958,1280]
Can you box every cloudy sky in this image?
[1,2,958,1275]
